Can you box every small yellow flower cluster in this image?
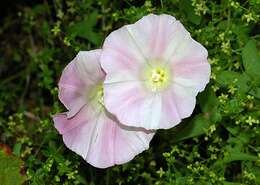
[234,62,240,69]
[242,12,260,24]
[112,12,119,21]
[218,93,229,104]
[156,167,165,178]
[208,145,219,160]
[67,1,76,14]
[208,124,216,134]
[218,32,225,42]
[210,73,216,80]
[67,170,78,180]
[212,85,220,92]
[7,117,16,127]
[195,29,202,35]
[245,95,254,109]
[51,21,61,36]
[221,41,231,55]
[144,0,156,12]
[204,124,216,141]
[63,37,71,46]
[192,0,208,16]
[21,146,32,158]
[208,58,218,65]
[57,10,64,19]
[187,161,205,173]
[230,0,240,9]
[228,85,237,95]
[235,115,259,127]
[217,31,233,55]
[187,161,226,185]
[43,158,54,172]
[245,116,259,126]
[243,171,256,181]
[162,152,171,158]
[17,136,30,144]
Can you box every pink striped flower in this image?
[53,50,154,168]
[101,14,211,130]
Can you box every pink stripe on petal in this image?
[169,39,208,65]
[104,81,164,129]
[86,114,115,168]
[101,26,146,74]
[54,107,154,168]
[58,50,103,117]
[53,105,99,135]
[160,89,182,128]
[114,122,154,164]
[75,50,105,83]
[103,81,146,126]
[172,59,210,92]
[87,112,154,168]
[170,83,197,118]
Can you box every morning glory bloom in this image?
[101,14,210,130]
[53,50,154,168]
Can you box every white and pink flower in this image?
[53,13,211,168]
[53,50,154,168]
[101,14,210,130]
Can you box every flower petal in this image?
[169,38,208,65]
[75,50,105,84]
[171,40,210,92]
[157,83,197,129]
[58,49,103,117]
[104,81,163,129]
[101,14,210,130]
[160,89,182,129]
[101,25,146,75]
[113,122,154,165]
[53,107,154,168]
[169,83,197,119]
[87,112,154,168]
[53,105,99,135]
[101,14,184,79]
[172,59,210,92]
[126,14,179,60]
[58,60,86,117]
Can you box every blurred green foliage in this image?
[0,0,260,184]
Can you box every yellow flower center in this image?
[97,86,104,106]
[150,68,167,83]
[88,83,105,109]
[144,65,171,92]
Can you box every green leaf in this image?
[232,23,250,44]
[225,125,239,135]
[12,143,22,156]
[216,70,251,93]
[242,40,260,81]
[67,11,102,45]
[237,72,251,92]
[223,149,257,163]
[197,86,221,123]
[172,114,211,142]
[249,87,260,99]
[226,97,244,114]
[179,0,201,25]
[198,86,218,112]
[0,150,26,185]
[216,71,241,86]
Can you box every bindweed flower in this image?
[53,50,154,168]
[101,14,210,130]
